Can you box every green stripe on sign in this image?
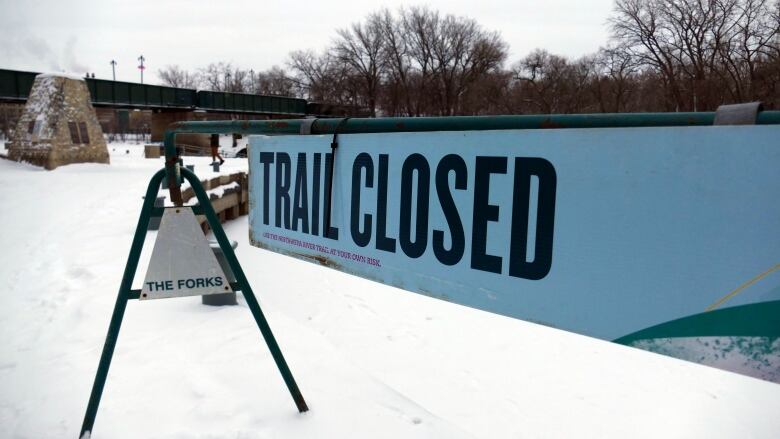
[614,300,780,345]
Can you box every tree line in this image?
[159,1,780,115]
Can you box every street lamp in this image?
[110,60,117,81]
[137,55,146,84]
[225,72,231,92]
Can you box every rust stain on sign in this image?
[267,121,290,130]
[539,118,564,129]
[248,235,343,271]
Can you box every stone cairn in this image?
[8,74,109,170]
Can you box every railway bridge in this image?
[0,68,354,143]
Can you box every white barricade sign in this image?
[141,207,233,300]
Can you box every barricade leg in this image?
[80,170,166,438]
[182,166,309,413]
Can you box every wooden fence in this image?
[180,171,249,234]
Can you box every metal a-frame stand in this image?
[80,138,307,438]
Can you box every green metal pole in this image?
[80,169,168,438]
[164,110,780,137]
[180,167,309,412]
[161,129,307,411]
[163,131,183,205]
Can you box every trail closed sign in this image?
[247,125,780,382]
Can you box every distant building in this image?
[8,74,109,170]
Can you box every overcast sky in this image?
[0,0,615,85]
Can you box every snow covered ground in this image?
[0,142,779,438]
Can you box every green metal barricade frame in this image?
[80,167,308,438]
[82,109,780,437]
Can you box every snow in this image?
[202,181,240,200]
[0,142,778,438]
[217,133,248,158]
[22,75,61,144]
[37,72,88,81]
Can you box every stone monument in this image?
[8,73,109,170]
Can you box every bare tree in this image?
[289,50,363,107]
[401,7,440,115]
[197,62,233,92]
[254,66,298,96]
[431,14,508,115]
[610,0,780,111]
[226,68,249,93]
[157,65,198,88]
[395,7,507,115]
[715,0,780,102]
[590,45,639,112]
[288,50,334,101]
[376,8,414,115]
[155,2,779,117]
[512,49,592,113]
[334,15,386,116]
[610,0,689,110]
